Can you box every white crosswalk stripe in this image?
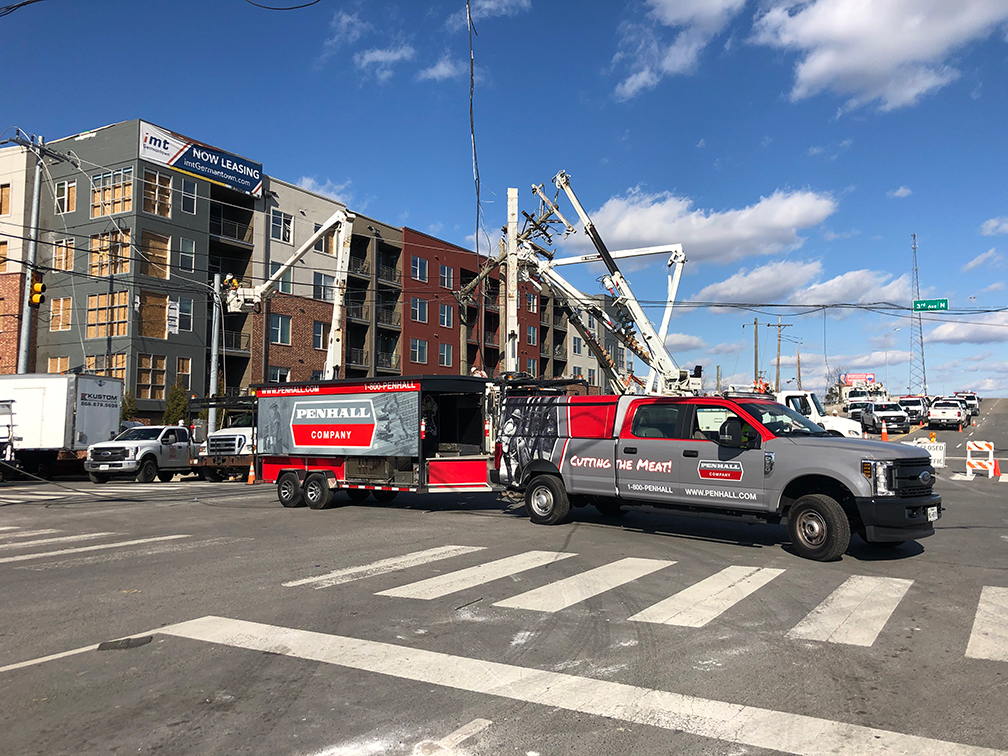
[0,532,117,550]
[0,528,60,540]
[787,575,914,646]
[283,545,487,589]
[628,565,786,627]
[376,550,576,600]
[494,557,676,612]
[0,535,191,564]
[966,586,1008,662]
[0,525,18,531]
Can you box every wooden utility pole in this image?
[505,188,520,373]
[765,316,792,392]
[753,318,759,384]
[796,349,802,389]
[716,365,721,393]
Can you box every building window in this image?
[50,297,71,331]
[573,336,582,355]
[180,179,197,214]
[440,264,453,289]
[47,356,69,373]
[269,261,293,294]
[313,223,327,253]
[90,167,133,217]
[587,313,595,329]
[139,291,168,339]
[270,314,291,345]
[137,354,167,399]
[588,368,596,386]
[618,347,626,368]
[176,356,191,390]
[313,271,336,301]
[89,229,131,276]
[310,370,323,381]
[527,325,537,345]
[411,255,428,282]
[410,338,427,364]
[177,297,193,332]
[313,320,329,350]
[0,184,9,215]
[268,366,290,383]
[572,366,583,379]
[86,292,128,338]
[439,342,452,367]
[55,180,76,214]
[140,230,170,279]
[53,239,74,271]
[411,297,427,323]
[143,170,171,217]
[271,209,292,243]
[527,357,537,375]
[179,238,195,272]
[86,353,126,380]
[526,293,537,313]
[439,303,453,328]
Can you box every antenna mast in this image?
[908,233,928,395]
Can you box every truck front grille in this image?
[208,436,241,456]
[892,457,935,497]
[93,447,128,462]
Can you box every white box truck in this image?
[0,374,123,477]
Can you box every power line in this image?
[244,0,322,8]
[0,0,45,18]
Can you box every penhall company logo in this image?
[697,460,744,482]
[290,399,376,448]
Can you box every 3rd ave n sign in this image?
[913,298,949,312]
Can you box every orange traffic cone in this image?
[994,459,1002,477]
[880,420,888,442]
[246,460,256,485]
[958,422,963,433]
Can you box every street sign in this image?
[913,298,948,312]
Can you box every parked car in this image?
[86,425,199,483]
[897,396,927,423]
[928,400,966,430]
[861,402,910,435]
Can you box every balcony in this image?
[484,332,499,347]
[554,345,567,359]
[347,348,369,367]
[222,330,250,353]
[540,312,550,325]
[540,345,549,357]
[553,316,567,329]
[209,215,254,247]
[376,308,401,328]
[347,256,370,277]
[346,302,370,321]
[378,265,401,285]
[376,350,400,370]
[484,297,500,312]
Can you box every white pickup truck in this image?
[86,425,198,483]
[927,400,966,430]
[776,390,863,439]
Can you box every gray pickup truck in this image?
[86,425,197,483]
[497,393,941,561]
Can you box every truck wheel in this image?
[303,473,333,510]
[787,493,851,561]
[136,458,158,484]
[372,489,398,503]
[594,498,625,517]
[525,475,570,525]
[203,467,224,483]
[157,471,175,483]
[88,472,109,484]
[346,488,370,502]
[277,472,304,508]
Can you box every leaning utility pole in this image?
[208,274,222,433]
[505,188,520,373]
[766,316,792,392]
[753,318,759,384]
[796,349,802,390]
[16,137,43,373]
[908,233,928,395]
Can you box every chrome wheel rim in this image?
[280,479,296,501]
[530,486,554,517]
[305,481,322,504]
[796,509,827,548]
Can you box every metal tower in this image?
[908,233,927,395]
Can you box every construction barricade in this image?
[966,441,995,479]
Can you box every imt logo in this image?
[142,131,174,154]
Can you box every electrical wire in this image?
[244,0,322,9]
[0,0,44,18]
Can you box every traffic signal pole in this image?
[17,138,43,374]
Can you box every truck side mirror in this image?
[719,418,743,447]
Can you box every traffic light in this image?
[28,271,46,308]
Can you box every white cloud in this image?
[981,217,1008,235]
[693,260,822,303]
[696,138,706,148]
[418,54,467,81]
[296,176,352,203]
[823,229,859,241]
[888,186,912,198]
[580,187,836,264]
[322,10,371,60]
[792,269,911,305]
[752,0,1008,111]
[447,0,531,31]
[807,145,823,156]
[665,333,708,351]
[983,281,1006,292]
[354,44,415,81]
[962,247,1003,272]
[930,312,1008,344]
[614,0,748,99]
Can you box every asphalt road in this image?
[1,399,1006,756]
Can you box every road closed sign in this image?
[902,439,946,468]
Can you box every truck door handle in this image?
[683,450,698,458]
[623,447,637,455]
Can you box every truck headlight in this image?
[874,460,895,496]
[127,447,137,459]
[87,448,93,460]
[199,442,207,455]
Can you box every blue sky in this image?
[3,0,1008,395]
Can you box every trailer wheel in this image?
[88,472,109,484]
[525,475,570,525]
[157,470,175,483]
[346,488,370,502]
[277,472,304,508]
[136,458,158,484]
[787,493,851,561]
[372,489,398,503]
[303,473,333,510]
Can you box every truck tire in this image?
[346,488,370,502]
[277,471,304,508]
[88,472,109,484]
[136,458,158,484]
[594,498,625,517]
[787,493,851,561]
[525,475,570,525]
[303,473,333,510]
[372,489,398,503]
[203,467,224,483]
[157,470,175,483]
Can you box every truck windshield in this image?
[739,402,830,436]
[224,412,254,429]
[114,428,162,441]
[875,403,900,412]
[810,393,826,416]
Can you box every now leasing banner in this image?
[139,121,263,197]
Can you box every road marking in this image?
[161,616,1008,756]
[0,526,19,531]
[283,545,487,589]
[493,557,676,612]
[411,718,493,754]
[628,566,785,627]
[0,532,116,550]
[376,551,576,600]
[0,642,102,674]
[966,586,1008,663]
[0,535,190,564]
[0,528,60,540]
[787,575,913,646]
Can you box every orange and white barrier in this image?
[966,441,995,479]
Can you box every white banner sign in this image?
[901,439,946,468]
